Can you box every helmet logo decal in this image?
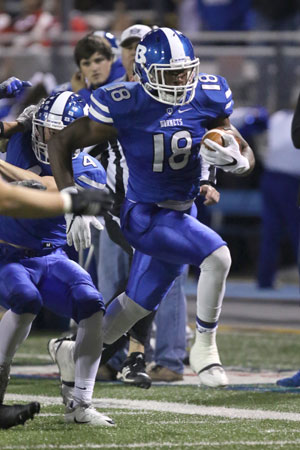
[136,44,147,64]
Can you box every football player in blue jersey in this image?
[48,27,255,388]
[0,91,115,426]
[0,77,111,221]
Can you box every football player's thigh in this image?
[126,251,185,310]
[135,208,225,266]
[39,251,104,319]
[0,261,42,313]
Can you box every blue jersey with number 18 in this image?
[89,73,233,203]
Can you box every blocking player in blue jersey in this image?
[48,27,255,388]
[0,91,115,426]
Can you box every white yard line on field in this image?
[5,393,300,422]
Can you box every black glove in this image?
[11,179,47,190]
[67,188,114,216]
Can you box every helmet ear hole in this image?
[134,27,200,106]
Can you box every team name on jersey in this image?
[160,118,183,128]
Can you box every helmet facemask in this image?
[32,117,80,165]
[134,28,200,106]
[144,58,200,105]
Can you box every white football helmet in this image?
[32,91,88,164]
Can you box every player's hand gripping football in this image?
[200,132,250,174]
[61,187,114,251]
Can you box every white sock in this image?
[73,312,103,407]
[0,310,35,365]
[196,245,231,325]
[73,378,95,407]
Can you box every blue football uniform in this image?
[88,74,232,310]
[0,134,106,322]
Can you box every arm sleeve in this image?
[291,92,300,148]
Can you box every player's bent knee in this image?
[103,293,151,345]
[120,293,150,319]
[75,299,104,323]
[71,283,105,323]
[201,245,231,275]
[10,287,43,315]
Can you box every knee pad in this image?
[9,284,43,315]
[200,245,231,278]
[71,283,105,323]
[103,293,151,345]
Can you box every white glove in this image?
[200,133,250,174]
[16,98,45,132]
[62,187,103,252]
[16,104,38,131]
[65,214,103,251]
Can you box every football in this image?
[201,128,241,150]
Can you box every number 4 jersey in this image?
[89,73,233,204]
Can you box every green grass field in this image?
[3,327,300,450]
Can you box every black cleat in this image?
[120,352,152,389]
[0,402,40,429]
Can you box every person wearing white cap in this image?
[119,24,152,47]
[119,24,152,81]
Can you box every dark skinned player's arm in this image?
[207,116,255,176]
[47,116,118,190]
[292,92,300,148]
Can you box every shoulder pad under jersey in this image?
[89,82,140,125]
[195,73,233,117]
[72,152,106,189]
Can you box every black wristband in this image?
[0,121,4,137]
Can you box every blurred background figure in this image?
[4,0,56,48]
[257,107,300,289]
[196,0,254,31]
[252,0,300,31]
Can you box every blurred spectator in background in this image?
[65,33,124,102]
[257,107,300,289]
[196,0,254,31]
[109,1,133,35]
[4,0,56,48]
[52,0,89,33]
[252,0,300,31]
[275,92,300,388]
[0,0,12,32]
[178,0,201,34]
